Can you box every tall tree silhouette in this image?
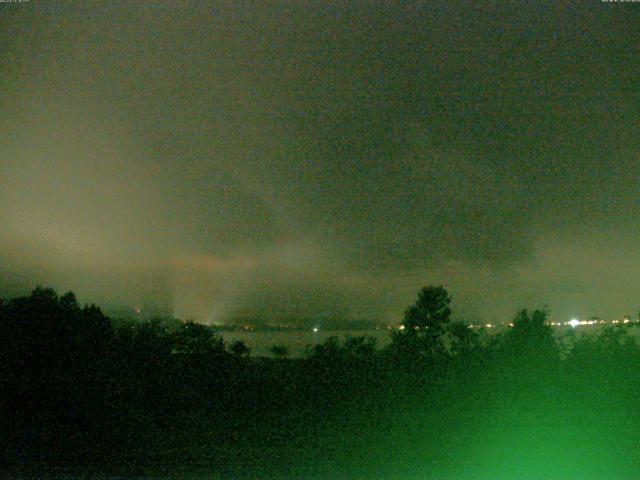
[402,285,451,333]
[391,285,452,360]
[173,321,226,354]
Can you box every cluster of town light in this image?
[393,318,638,331]
[567,317,633,328]
[315,317,638,333]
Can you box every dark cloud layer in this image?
[1,1,639,323]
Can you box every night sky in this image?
[1,1,638,324]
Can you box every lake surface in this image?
[219,329,393,357]
[219,324,640,357]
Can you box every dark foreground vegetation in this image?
[3,286,640,479]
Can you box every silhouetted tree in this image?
[342,335,377,359]
[308,335,342,360]
[230,339,251,357]
[447,321,483,357]
[501,308,559,376]
[307,335,378,363]
[173,321,226,354]
[60,291,80,312]
[402,285,451,333]
[14,283,640,478]
[130,319,173,356]
[270,344,290,359]
[390,285,452,360]
[505,308,555,350]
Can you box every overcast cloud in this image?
[1,1,639,323]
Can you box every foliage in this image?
[447,320,485,357]
[307,335,378,362]
[270,344,290,358]
[2,285,640,478]
[401,285,452,333]
[502,308,558,360]
[229,339,251,357]
[390,285,452,361]
[172,320,226,354]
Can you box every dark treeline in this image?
[2,286,640,479]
